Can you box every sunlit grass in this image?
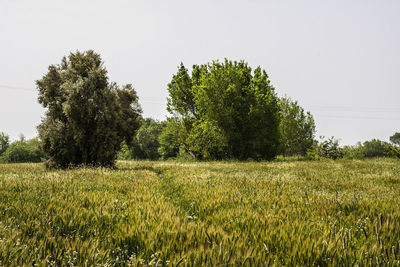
[0,158,399,265]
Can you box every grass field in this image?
[0,159,399,266]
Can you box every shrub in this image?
[317,136,343,159]
[1,138,45,163]
[341,143,364,159]
[385,143,400,158]
[362,139,388,158]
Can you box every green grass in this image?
[0,158,399,266]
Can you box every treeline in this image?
[0,50,399,166]
[0,133,45,163]
[115,119,400,161]
[304,136,400,160]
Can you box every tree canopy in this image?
[279,97,316,156]
[37,50,142,168]
[0,132,9,155]
[167,60,281,160]
[130,118,165,160]
[390,132,400,147]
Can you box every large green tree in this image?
[167,60,281,160]
[279,97,316,156]
[37,50,142,168]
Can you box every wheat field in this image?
[0,158,399,266]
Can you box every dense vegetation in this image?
[0,159,399,265]
[0,134,45,163]
[278,97,315,156]
[166,60,281,160]
[1,51,400,266]
[36,51,142,168]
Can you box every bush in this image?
[317,136,343,159]
[341,143,364,159]
[362,139,388,158]
[1,138,45,163]
[385,143,400,158]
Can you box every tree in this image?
[390,132,400,147]
[279,97,316,156]
[1,137,45,163]
[362,139,389,158]
[158,118,181,159]
[37,50,142,168]
[186,120,228,160]
[0,132,9,155]
[130,118,164,160]
[167,60,281,160]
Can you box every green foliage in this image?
[1,159,400,265]
[390,132,400,147]
[118,141,132,160]
[341,143,365,159]
[386,143,400,158]
[166,63,196,118]
[158,119,181,159]
[304,145,320,160]
[1,138,45,163]
[336,139,400,160]
[186,120,228,160]
[167,60,281,160]
[0,132,9,155]
[317,136,343,159]
[279,97,316,156]
[129,118,164,160]
[362,139,390,158]
[36,50,142,168]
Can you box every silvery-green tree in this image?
[37,50,142,168]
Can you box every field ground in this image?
[0,159,399,266]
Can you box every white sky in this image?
[1,0,399,145]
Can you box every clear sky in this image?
[1,0,399,145]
